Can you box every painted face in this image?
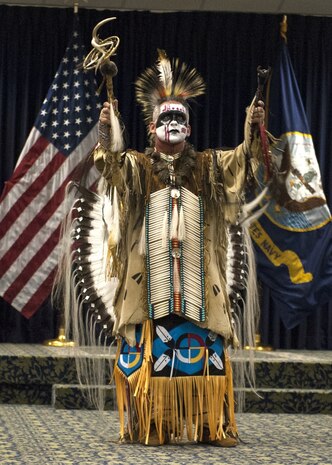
[155,102,190,144]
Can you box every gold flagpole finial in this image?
[280,15,288,43]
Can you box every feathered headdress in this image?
[135,49,205,128]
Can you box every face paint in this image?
[155,102,189,144]
[156,112,187,127]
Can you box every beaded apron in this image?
[116,315,225,379]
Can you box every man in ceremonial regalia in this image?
[88,51,266,446]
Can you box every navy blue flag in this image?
[0,18,102,317]
[249,41,332,329]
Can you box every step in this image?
[1,354,328,389]
[233,350,332,389]
[1,344,331,413]
[0,344,116,406]
[241,388,332,414]
[0,344,115,385]
[52,384,116,410]
[51,384,332,414]
[1,345,330,388]
[0,383,52,405]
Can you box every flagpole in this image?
[246,64,276,352]
[43,1,81,348]
[245,333,272,351]
[247,16,291,352]
[43,311,75,347]
[280,15,287,43]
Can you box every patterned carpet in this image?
[0,405,331,465]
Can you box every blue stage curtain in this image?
[0,6,331,348]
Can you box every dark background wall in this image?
[0,5,331,348]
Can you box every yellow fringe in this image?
[225,351,238,437]
[113,341,126,439]
[113,322,238,444]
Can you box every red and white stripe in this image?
[0,125,100,317]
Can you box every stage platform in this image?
[0,344,331,414]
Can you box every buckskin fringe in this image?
[113,320,237,445]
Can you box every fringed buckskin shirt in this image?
[94,103,264,347]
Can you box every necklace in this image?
[158,151,182,163]
[147,144,197,187]
[157,152,181,186]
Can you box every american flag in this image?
[0,21,102,318]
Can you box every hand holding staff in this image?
[254,66,272,180]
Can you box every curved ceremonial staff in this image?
[84,17,124,154]
[83,17,120,99]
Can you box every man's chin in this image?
[167,135,185,144]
